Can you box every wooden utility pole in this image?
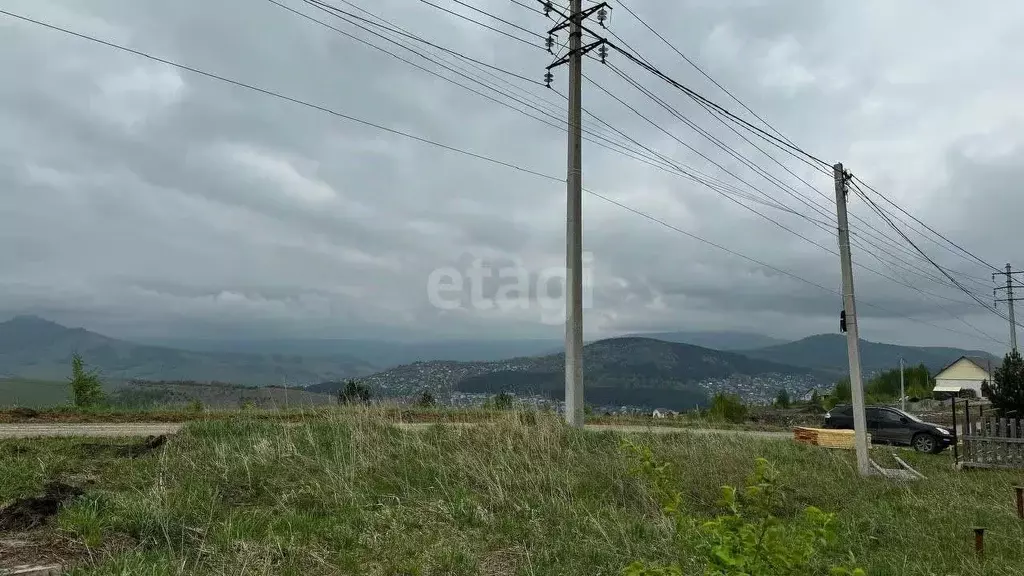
[834,163,871,476]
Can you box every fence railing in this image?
[961,414,1024,469]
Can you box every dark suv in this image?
[823,404,954,453]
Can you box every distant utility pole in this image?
[900,356,905,412]
[544,1,610,427]
[994,263,1022,352]
[834,163,871,477]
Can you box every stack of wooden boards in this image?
[792,427,870,449]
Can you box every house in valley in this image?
[932,356,993,397]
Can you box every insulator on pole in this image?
[546,35,555,53]
[598,43,608,63]
[544,71,554,87]
[597,7,608,27]
[544,1,552,18]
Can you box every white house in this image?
[932,356,993,397]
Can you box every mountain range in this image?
[0,315,374,385]
[740,334,999,376]
[0,315,1004,408]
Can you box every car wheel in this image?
[912,433,937,454]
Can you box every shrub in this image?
[417,391,436,407]
[621,441,863,576]
[493,392,513,410]
[708,393,748,423]
[337,380,372,405]
[69,352,105,408]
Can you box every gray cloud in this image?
[0,0,1021,352]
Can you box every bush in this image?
[493,392,513,410]
[708,393,748,423]
[337,380,372,405]
[69,352,105,408]
[417,391,435,407]
[187,399,204,414]
[621,441,863,576]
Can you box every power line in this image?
[588,27,965,291]
[3,6,1004,347]
[447,0,546,40]
[852,175,1002,273]
[588,188,1005,345]
[416,0,539,49]
[614,0,797,147]
[0,8,559,182]
[301,1,821,224]
[508,0,545,16]
[595,59,1001,312]
[852,180,1022,333]
[579,5,1000,285]
[606,40,832,170]
[307,0,542,86]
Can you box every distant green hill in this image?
[627,331,788,351]
[317,337,822,409]
[0,316,375,393]
[740,334,999,376]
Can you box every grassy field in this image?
[0,377,71,408]
[0,404,803,433]
[2,410,1022,575]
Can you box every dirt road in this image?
[0,422,790,440]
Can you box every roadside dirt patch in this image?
[6,407,40,420]
[79,434,167,459]
[0,483,84,532]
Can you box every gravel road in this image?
[0,422,790,440]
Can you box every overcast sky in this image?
[1,0,1021,351]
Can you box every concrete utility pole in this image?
[900,356,905,412]
[994,264,1022,353]
[544,1,610,427]
[564,0,584,428]
[834,163,872,476]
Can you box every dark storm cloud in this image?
[1,0,1021,351]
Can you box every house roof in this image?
[936,355,993,377]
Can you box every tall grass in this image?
[2,408,1020,574]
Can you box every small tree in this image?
[987,350,1024,415]
[69,353,104,408]
[493,392,513,410]
[774,389,791,409]
[709,393,748,423]
[809,389,821,408]
[417,391,436,407]
[337,380,372,405]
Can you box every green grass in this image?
[2,411,1023,575]
[0,377,71,408]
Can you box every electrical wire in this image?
[606,41,833,170]
[2,6,1007,347]
[416,0,539,49]
[447,0,546,40]
[579,1,1001,290]
[296,0,818,222]
[852,175,1003,274]
[852,181,1022,334]
[615,0,798,148]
